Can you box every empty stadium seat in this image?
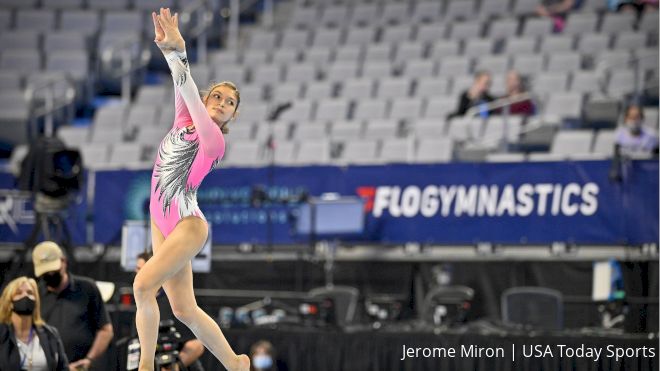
[592,129,616,156]
[529,130,595,161]
[363,119,400,140]
[315,98,351,122]
[415,138,454,163]
[330,120,364,140]
[0,31,40,51]
[223,142,263,167]
[15,9,56,32]
[339,78,375,100]
[380,138,415,163]
[353,99,388,121]
[295,139,331,164]
[424,96,456,119]
[337,139,380,165]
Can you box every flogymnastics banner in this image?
[0,161,656,245]
[87,160,658,246]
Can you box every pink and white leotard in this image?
[150,50,225,238]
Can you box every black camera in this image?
[17,136,82,198]
[126,320,185,371]
[154,320,183,370]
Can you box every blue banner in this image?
[91,160,658,246]
[0,173,88,245]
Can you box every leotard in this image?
[149,50,225,238]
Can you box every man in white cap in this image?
[32,241,114,371]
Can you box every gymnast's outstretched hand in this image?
[152,7,185,53]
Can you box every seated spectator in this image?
[0,276,69,370]
[502,70,536,116]
[450,71,495,118]
[608,0,658,13]
[250,340,287,371]
[614,104,659,156]
[536,0,577,31]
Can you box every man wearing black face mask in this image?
[32,241,114,370]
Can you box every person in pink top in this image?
[133,8,249,371]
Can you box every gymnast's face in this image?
[205,85,239,126]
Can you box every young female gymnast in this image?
[133,8,249,371]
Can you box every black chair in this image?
[501,286,564,331]
[308,285,359,328]
[420,285,474,326]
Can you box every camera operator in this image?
[136,252,205,371]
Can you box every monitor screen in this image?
[296,197,365,236]
[121,221,212,273]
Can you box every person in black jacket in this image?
[450,70,495,119]
[0,276,69,370]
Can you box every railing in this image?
[223,0,275,50]
[100,36,151,104]
[24,75,77,138]
[595,53,658,99]
[101,0,215,102]
[179,0,215,64]
[465,93,538,151]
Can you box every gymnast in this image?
[133,7,249,371]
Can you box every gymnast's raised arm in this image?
[152,8,224,158]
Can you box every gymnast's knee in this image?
[132,274,159,302]
[171,303,198,326]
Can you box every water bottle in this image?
[478,102,489,118]
[218,307,234,328]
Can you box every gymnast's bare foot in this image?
[229,354,250,371]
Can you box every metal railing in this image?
[464,92,539,151]
[100,36,151,104]
[180,0,215,64]
[100,0,215,102]
[594,53,658,99]
[223,0,275,50]
[24,75,77,138]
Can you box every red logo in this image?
[356,186,376,212]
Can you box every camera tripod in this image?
[3,192,75,286]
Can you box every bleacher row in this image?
[1,0,659,171]
[46,119,624,169]
[286,0,653,26]
[42,95,655,169]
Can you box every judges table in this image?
[218,326,658,371]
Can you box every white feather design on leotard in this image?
[154,127,200,218]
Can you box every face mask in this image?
[42,271,62,288]
[628,120,642,135]
[252,355,273,370]
[12,297,35,316]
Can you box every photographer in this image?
[135,252,205,371]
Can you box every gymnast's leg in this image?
[162,258,249,371]
[133,217,248,371]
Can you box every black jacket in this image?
[0,322,69,371]
[450,90,496,118]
